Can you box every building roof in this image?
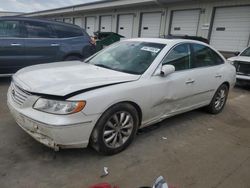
[22,0,159,17]
[22,0,196,17]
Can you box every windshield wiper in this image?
[94,64,113,70]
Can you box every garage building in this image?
[23,0,250,53]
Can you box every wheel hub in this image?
[103,111,134,148]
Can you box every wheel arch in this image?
[222,81,230,89]
[92,100,143,132]
[102,101,143,126]
[89,100,143,151]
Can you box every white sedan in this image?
[7,38,236,155]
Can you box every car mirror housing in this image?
[160,64,175,76]
[234,51,240,56]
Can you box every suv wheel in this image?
[90,103,139,155]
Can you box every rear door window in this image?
[52,24,83,38]
[191,44,224,68]
[0,20,22,38]
[23,21,55,38]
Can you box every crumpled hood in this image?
[228,56,250,63]
[13,61,140,97]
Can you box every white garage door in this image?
[63,18,72,24]
[118,14,134,38]
[85,17,96,36]
[210,6,250,52]
[100,16,112,32]
[170,9,200,36]
[74,17,83,28]
[140,12,162,38]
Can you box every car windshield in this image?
[240,47,250,57]
[88,41,165,75]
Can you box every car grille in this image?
[234,61,250,76]
[11,83,31,106]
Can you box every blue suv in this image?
[0,17,96,76]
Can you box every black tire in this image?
[64,55,82,61]
[90,103,139,155]
[205,84,229,114]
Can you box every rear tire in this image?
[90,103,139,155]
[205,84,229,114]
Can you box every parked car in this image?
[7,38,236,155]
[228,47,250,85]
[0,17,96,76]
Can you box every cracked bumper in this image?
[7,88,99,150]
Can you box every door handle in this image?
[185,79,195,84]
[215,74,222,78]
[51,43,60,46]
[11,43,22,46]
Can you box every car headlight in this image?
[33,98,86,115]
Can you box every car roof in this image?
[0,16,81,29]
[125,38,209,46]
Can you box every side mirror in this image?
[161,64,175,76]
[234,51,240,56]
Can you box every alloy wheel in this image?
[103,111,134,148]
[214,88,226,111]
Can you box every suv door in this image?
[149,43,195,121]
[0,20,26,74]
[23,20,61,65]
[189,43,225,106]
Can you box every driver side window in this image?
[162,43,191,71]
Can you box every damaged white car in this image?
[8,38,236,155]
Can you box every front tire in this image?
[206,84,229,114]
[90,103,139,155]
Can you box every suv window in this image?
[162,43,191,71]
[24,21,55,38]
[0,20,22,38]
[52,24,83,38]
[191,44,224,68]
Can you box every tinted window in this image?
[52,24,83,38]
[162,44,191,71]
[240,47,250,57]
[0,20,22,38]
[191,44,224,68]
[24,21,54,38]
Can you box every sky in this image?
[0,0,102,13]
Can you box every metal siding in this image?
[86,17,96,36]
[100,15,112,32]
[210,6,250,52]
[140,12,162,37]
[170,9,200,35]
[118,14,134,38]
[63,18,72,23]
[74,17,84,28]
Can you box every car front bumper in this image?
[236,74,250,81]
[7,86,100,151]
